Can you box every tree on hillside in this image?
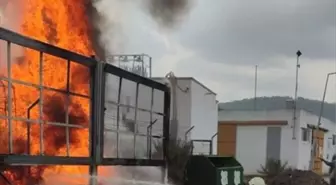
[219,96,336,122]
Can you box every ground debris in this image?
[268,169,328,185]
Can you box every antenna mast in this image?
[254,65,258,110]
[292,50,302,139]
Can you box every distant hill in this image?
[219,96,336,122]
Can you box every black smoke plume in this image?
[145,0,192,29]
[85,0,106,60]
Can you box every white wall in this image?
[151,78,218,155]
[190,80,218,154]
[236,126,267,174]
[296,111,313,171]
[151,78,192,139]
[218,110,300,174]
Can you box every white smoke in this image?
[89,0,192,58]
[89,0,133,56]
[90,0,192,184]
[0,0,24,71]
[0,0,22,32]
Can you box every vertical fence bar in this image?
[89,60,103,185]
[27,107,31,155]
[89,64,95,185]
[210,132,218,155]
[118,57,120,68]
[133,83,139,158]
[7,41,13,154]
[39,51,44,155]
[99,64,106,160]
[141,55,145,77]
[163,89,171,184]
[132,56,135,73]
[148,87,154,158]
[88,59,95,183]
[149,57,152,78]
[65,60,71,156]
[147,126,151,158]
[27,99,39,155]
[116,77,122,158]
[209,141,213,155]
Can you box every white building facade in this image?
[218,109,336,175]
[152,77,218,155]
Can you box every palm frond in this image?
[152,139,193,185]
[257,158,290,178]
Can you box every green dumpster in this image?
[184,155,244,185]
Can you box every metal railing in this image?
[0,27,171,185]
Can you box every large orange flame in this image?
[0,0,104,184]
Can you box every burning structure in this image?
[0,0,172,185]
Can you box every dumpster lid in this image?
[205,156,242,168]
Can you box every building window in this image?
[333,135,336,145]
[301,128,309,142]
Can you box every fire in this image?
[0,0,104,184]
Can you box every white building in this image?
[217,108,336,175]
[152,77,218,155]
[103,75,218,158]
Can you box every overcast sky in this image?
[101,0,336,103]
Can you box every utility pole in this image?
[254,65,258,110]
[292,50,302,140]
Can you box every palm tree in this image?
[152,139,193,185]
[257,158,290,179]
[120,112,193,184]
